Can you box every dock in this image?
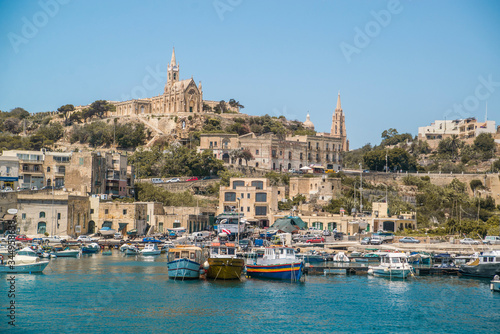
[305,262,459,276]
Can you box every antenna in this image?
[485,102,488,122]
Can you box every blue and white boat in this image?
[167,246,204,280]
[81,243,100,254]
[140,243,161,256]
[0,247,49,274]
[368,253,413,279]
[246,247,304,281]
[491,275,500,292]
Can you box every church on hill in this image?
[114,48,208,116]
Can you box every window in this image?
[256,149,259,155]
[47,167,50,172]
[105,209,109,214]
[22,213,26,219]
[316,142,319,149]
[57,213,61,220]
[58,166,65,174]
[232,180,244,189]
[255,206,267,216]
[79,158,84,165]
[224,192,236,202]
[39,212,45,218]
[247,193,250,199]
[123,210,127,215]
[240,207,244,212]
[90,209,94,214]
[255,193,267,202]
[37,222,46,234]
[300,153,303,160]
[251,181,263,189]
[288,152,292,159]
[247,207,250,212]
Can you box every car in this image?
[166,178,180,183]
[31,186,38,191]
[306,236,325,244]
[399,237,421,244]
[361,237,371,245]
[239,239,253,251]
[363,170,370,173]
[142,237,162,243]
[333,232,344,241]
[322,230,331,237]
[186,177,198,182]
[151,178,164,184]
[460,238,479,245]
[41,186,54,190]
[113,232,123,240]
[15,235,33,242]
[370,236,382,245]
[42,235,67,243]
[1,187,14,192]
[482,236,500,245]
[77,235,98,242]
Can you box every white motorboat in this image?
[368,252,413,279]
[54,247,81,258]
[140,243,161,256]
[0,247,49,273]
[491,275,500,292]
[124,245,140,255]
[333,251,350,262]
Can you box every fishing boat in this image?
[122,244,140,255]
[140,243,161,256]
[54,247,80,258]
[296,250,325,264]
[368,253,413,279]
[246,246,304,281]
[491,275,500,292]
[0,247,49,274]
[408,252,432,265]
[81,243,100,254]
[459,250,500,278]
[167,245,204,280]
[99,226,116,237]
[206,242,244,280]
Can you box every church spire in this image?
[170,47,176,66]
[166,47,179,90]
[336,91,342,111]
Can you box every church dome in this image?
[303,113,315,130]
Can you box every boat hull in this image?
[368,267,412,279]
[246,262,304,281]
[490,280,500,292]
[167,259,201,280]
[207,258,245,280]
[0,261,49,274]
[459,263,500,278]
[54,250,80,257]
[140,250,161,256]
[124,248,139,255]
[81,247,100,254]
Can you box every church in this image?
[114,48,204,116]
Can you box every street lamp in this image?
[236,197,241,244]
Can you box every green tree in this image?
[57,104,75,125]
[473,133,495,159]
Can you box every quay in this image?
[305,263,459,276]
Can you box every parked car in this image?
[166,178,180,183]
[77,235,98,242]
[41,186,54,190]
[239,239,253,251]
[1,187,14,192]
[361,237,371,245]
[370,236,382,245]
[186,177,198,182]
[306,236,325,244]
[333,232,344,241]
[460,238,479,245]
[322,230,331,237]
[399,237,421,244]
[151,178,164,184]
[42,235,67,243]
[113,232,123,240]
[15,235,32,242]
[482,236,500,245]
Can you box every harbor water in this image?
[2,252,499,333]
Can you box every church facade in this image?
[113,48,204,116]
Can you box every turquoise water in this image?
[1,252,499,333]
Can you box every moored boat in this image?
[81,243,100,254]
[124,245,140,255]
[459,250,500,278]
[0,247,49,274]
[167,245,204,280]
[54,247,80,257]
[99,226,117,237]
[368,253,413,279]
[333,251,350,262]
[206,242,244,280]
[491,275,500,292]
[246,246,304,281]
[140,243,161,256]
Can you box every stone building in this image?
[218,177,285,228]
[16,191,90,237]
[0,156,19,189]
[289,176,341,204]
[96,201,148,235]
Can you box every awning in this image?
[118,223,128,232]
[2,214,15,221]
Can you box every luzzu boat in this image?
[0,247,49,274]
[368,253,413,279]
[246,246,304,281]
[167,246,203,280]
[206,242,244,280]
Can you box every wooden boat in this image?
[140,243,161,256]
[246,246,304,281]
[0,247,49,274]
[206,242,244,280]
[81,243,100,254]
[167,245,203,280]
[368,253,413,279]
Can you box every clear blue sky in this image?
[1,0,499,149]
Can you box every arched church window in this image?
[335,125,337,134]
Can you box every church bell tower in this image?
[330,92,348,151]
[166,47,179,89]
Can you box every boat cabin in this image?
[168,246,202,263]
[263,247,296,261]
[210,242,236,258]
[380,253,408,265]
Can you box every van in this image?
[151,178,163,184]
[483,236,500,245]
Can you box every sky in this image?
[1,0,500,149]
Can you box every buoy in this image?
[203,261,210,270]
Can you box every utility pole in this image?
[359,163,363,214]
[385,150,388,173]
